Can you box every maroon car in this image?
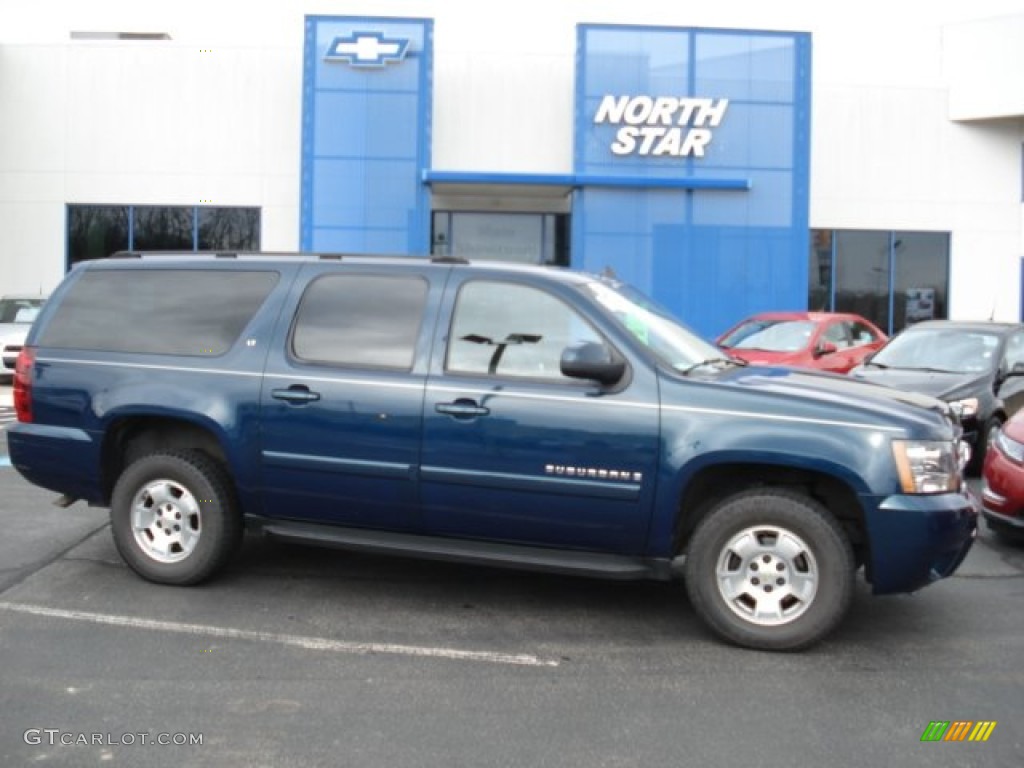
[982,412,1024,541]
[716,311,887,374]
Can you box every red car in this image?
[716,311,888,374]
[981,412,1024,542]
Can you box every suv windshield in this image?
[581,279,728,373]
[869,327,1000,374]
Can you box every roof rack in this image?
[109,250,241,259]
[106,250,462,263]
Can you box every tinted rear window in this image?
[39,269,278,355]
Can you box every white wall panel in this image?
[0,0,1022,312]
[0,203,66,294]
[432,53,574,173]
[945,14,1024,121]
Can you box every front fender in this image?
[647,418,897,556]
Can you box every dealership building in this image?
[1,0,1022,340]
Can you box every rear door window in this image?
[849,321,881,346]
[291,274,428,370]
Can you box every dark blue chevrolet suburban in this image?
[8,253,978,650]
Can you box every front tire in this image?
[969,416,1002,475]
[684,489,855,651]
[110,451,242,585]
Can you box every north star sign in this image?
[593,95,730,158]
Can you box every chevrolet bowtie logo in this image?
[325,31,410,67]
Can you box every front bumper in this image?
[980,449,1024,539]
[980,486,1024,540]
[864,488,978,594]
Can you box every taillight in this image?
[13,346,35,423]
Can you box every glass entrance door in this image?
[431,212,569,266]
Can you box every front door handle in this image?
[272,386,321,404]
[435,399,490,419]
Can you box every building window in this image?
[133,206,195,251]
[431,212,570,266]
[808,229,949,335]
[198,208,260,251]
[67,205,261,268]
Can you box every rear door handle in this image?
[435,399,490,419]
[272,386,321,404]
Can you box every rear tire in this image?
[684,489,855,651]
[110,451,241,585]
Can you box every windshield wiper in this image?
[677,357,745,375]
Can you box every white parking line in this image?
[0,602,560,667]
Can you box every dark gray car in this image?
[850,320,1024,471]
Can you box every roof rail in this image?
[107,250,450,262]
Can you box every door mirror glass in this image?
[560,342,625,385]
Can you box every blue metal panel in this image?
[422,169,749,191]
[301,17,432,254]
[574,24,812,340]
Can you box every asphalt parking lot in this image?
[1,384,1022,767]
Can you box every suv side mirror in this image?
[560,341,625,386]
[813,341,838,359]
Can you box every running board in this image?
[251,518,675,582]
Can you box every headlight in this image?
[949,397,979,420]
[994,428,1024,464]
[892,440,959,494]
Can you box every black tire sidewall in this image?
[110,452,239,586]
[684,490,855,651]
[969,416,1002,475]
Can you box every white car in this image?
[0,294,46,382]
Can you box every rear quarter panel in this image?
[9,261,299,509]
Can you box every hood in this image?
[662,364,956,437]
[848,366,988,401]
